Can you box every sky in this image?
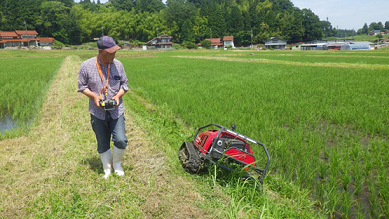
[76,0,388,30]
[291,0,389,30]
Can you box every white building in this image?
[223,36,235,48]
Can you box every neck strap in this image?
[96,56,110,98]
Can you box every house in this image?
[37,37,55,46]
[369,30,381,35]
[291,42,303,50]
[327,42,345,50]
[300,43,328,50]
[341,44,370,50]
[15,30,38,38]
[204,38,223,48]
[223,36,234,48]
[0,30,52,49]
[264,37,287,50]
[145,34,173,49]
[350,41,375,50]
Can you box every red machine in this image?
[178,124,270,181]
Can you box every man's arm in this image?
[82,88,104,108]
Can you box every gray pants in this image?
[91,113,128,154]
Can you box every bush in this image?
[53,40,66,49]
[173,44,185,50]
[200,40,212,49]
[183,41,198,50]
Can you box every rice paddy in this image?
[0,55,64,137]
[121,49,389,218]
[0,49,388,218]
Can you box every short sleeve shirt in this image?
[77,56,128,120]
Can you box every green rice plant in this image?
[352,161,363,197]
[0,56,64,138]
[120,50,389,218]
[341,190,354,218]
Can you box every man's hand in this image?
[112,89,126,107]
[112,95,120,107]
[94,96,104,108]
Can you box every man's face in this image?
[100,49,116,63]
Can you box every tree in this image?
[321,20,337,38]
[165,0,197,42]
[377,34,383,41]
[369,22,384,31]
[36,1,70,43]
[362,23,368,34]
[301,9,323,41]
[226,6,243,35]
[200,39,211,48]
[135,0,165,13]
[110,0,135,11]
[180,20,195,42]
[385,21,389,30]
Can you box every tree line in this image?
[0,0,332,45]
[357,21,389,35]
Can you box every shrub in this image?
[183,42,198,50]
[200,40,212,48]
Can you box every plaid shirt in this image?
[78,56,128,120]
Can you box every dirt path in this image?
[0,55,225,218]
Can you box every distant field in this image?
[121,49,389,218]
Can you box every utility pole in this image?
[24,20,27,35]
[251,29,253,48]
[156,28,159,37]
[101,26,104,36]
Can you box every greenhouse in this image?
[340,44,370,50]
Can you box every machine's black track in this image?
[178,141,204,174]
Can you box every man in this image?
[78,36,129,179]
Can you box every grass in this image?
[0,49,388,218]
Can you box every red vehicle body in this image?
[194,130,255,170]
[178,124,270,181]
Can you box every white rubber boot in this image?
[113,146,125,176]
[99,149,113,179]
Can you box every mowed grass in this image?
[120,50,389,218]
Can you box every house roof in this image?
[0,39,31,43]
[351,41,375,45]
[156,42,173,45]
[205,38,221,43]
[328,43,345,47]
[205,38,223,45]
[37,37,55,43]
[223,36,233,41]
[15,30,38,35]
[158,34,173,39]
[0,32,19,37]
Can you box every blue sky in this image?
[76,0,388,30]
[291,0,388,30]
